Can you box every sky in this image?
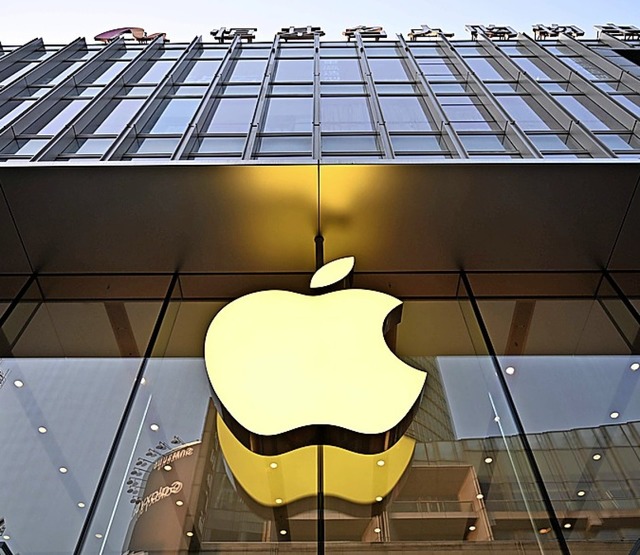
[2,0,639,44]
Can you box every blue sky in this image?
[2,0,639,43]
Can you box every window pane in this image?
[31,99,90,135]
[182,60,221,83]
[83,61,128,85]
[274,59,313,82]
[320,59,361,81]
[145,98,200,134]
[196,137,246,153]
[258,136,312,153]
[391,135,444,152]
[1,138,48,156]
[464,58,506,81]
[135,60,173,84]
[528,134,578,151]
[555,96,618,131]
[129,137,180,154]
[322,135,379,152]
[206,98,257,133]
[368,58,410,81]
[91,99,145,134]
[495,96,558,131]
[512,58,562,81]
[419,61,459,80]
[460,134,508,151]
[0,100,35,130]
[228,60,268,82]
[263,97,312,132]
[321,97,373,131]
[379,96,435,131]
[64,138,114,155]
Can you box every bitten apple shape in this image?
[204,256,426,446]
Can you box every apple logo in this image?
[205,256,427,455]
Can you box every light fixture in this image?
[279,529,287,535]
[150,423,159,431]
[13,380,24,388]
[186,531,194,537]
[505,366,515,375]
[373,527,381,533]
[176,500,184,507]
[141,377,147,384]
[468,525,476,531]
[78,502,86,508]
[164,465,172,471]
[630,362,639,371]
[592,453,602,461]
[275,498,283,504]
[59,467,68,474]
[539,528,550,534]
[269,462,278,469]
[484,456,493,464]
[375,496,383,502]
[376,460,385,467]
[610,411,620,419]
[2,535,9,540]
[95,533,103,539]
[38,426,47,434]
[494,416,500,422]
[476,493,484,499]
[577,490,586,497]
[563,523,572,529]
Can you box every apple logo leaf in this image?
[310,256,355,289]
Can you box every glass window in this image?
[182,60,221,83]
[419,61,459,80]
[90,99,145,134]
[442,103,492,123]
[368,58,410,81]
[390,135,444,152]
[555,95,619,131]
[319,46,357,57]
[460,134,508,151]
[30,99,90,135]
[321,83,366,94]
[0,138,48,156]
[596,134,638,151]
[528,134,580,151]
[320,59,361,81]
[206,97,257,133]
[277,47,313,58]
[0,100,35,130]
[128,137,180,154]
[228,60,268,82]
[495,96,558,131]
[274,59,313,82]
[145,98,201,134]
[270,84,313,94]
[321,97,373,131]
[612,95,640,118]
[561,57,612,80]
[376,83,421,94]
[263,97,312,132]
[63,138,114,155]
[512,58,563,81]
[237,47,270,58]
[196,136,246,153]
[135,60,173,84]
[322,134,379,152]
[464,58,507,81]
[257,136,312,153]
[379,96,435,131]
[219,84,261,95]
[83,61,128,85]
[33,61,84,86]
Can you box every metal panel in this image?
[0,178,32,273]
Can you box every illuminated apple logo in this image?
[205,256,426,454]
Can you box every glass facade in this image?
[1,24,640,555]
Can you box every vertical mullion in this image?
[172,35,242,160]
[0,38,44,83]
[459,271,571,555]
[312,34,321,161]
[242,35,280,160]
[354,33,395,158]
[398,34,468,158]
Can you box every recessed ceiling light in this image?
[375,496,383,502]
[610,411,620,419]
[592,453,602,461]
[141,377,147,384]
[2,535,10,540]
[78,502,86,508]
[563,523,572,529]
[164,465,172,471]
[494,416,500,422]
[186,531,194,537]
[476,493,484,499]
[539,528,550,534]
[505,366,515,375]
[59,466,68,474]
[95,533,103,539]
[279,529,287,535]
[13,379,24,388]
[468,525,476,531]
[374,527,381,533]
[630,362,639,371]
[275,498,283,504]
[376,460,385,467]
[175,500,184,507]
[577,490,586,497]
[38,426,47,434]
[484,456,493,464]
[150,423,159,431]
[269,462,278,469]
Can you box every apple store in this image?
[1,25,640,555]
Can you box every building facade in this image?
[0,22,639,555]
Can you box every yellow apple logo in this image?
[204,256,426,454]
